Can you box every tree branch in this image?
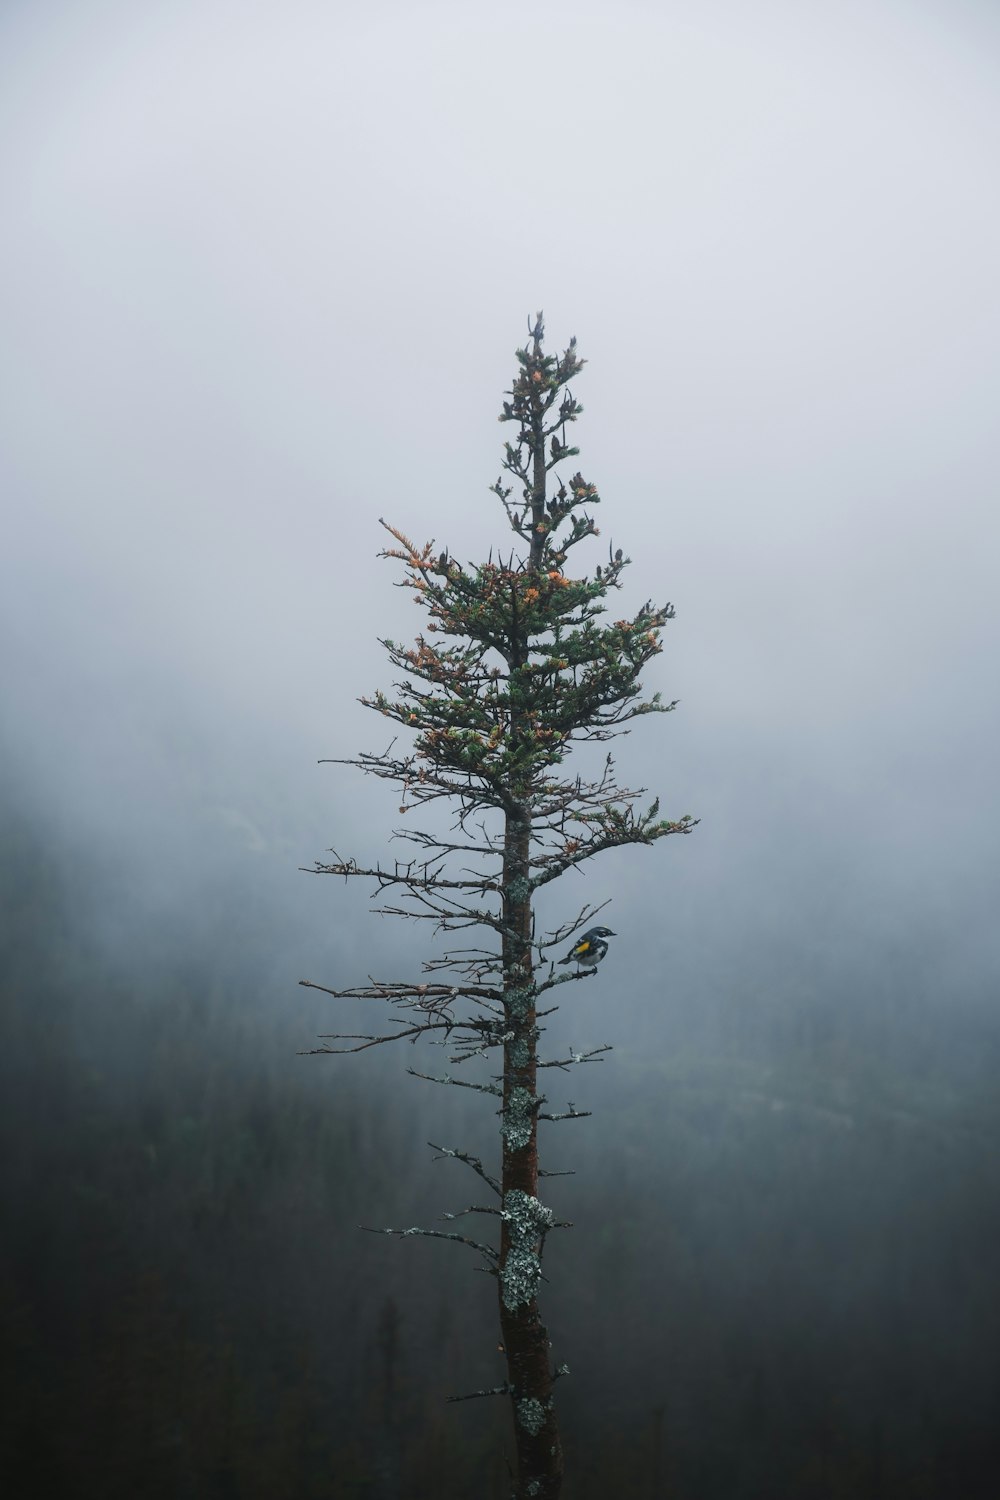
[428,1141,501,1196]
[361,1224,498,1262]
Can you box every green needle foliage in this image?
[302,315,696,1499]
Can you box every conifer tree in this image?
[301,316,696,1499]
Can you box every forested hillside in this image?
[3,789,998,1498]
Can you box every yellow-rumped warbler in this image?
[557,926,616,967]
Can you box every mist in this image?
[2,1,999,1495]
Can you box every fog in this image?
[2,2,999,1495]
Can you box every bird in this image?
[558,926,617,967]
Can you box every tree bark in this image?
[499,802,563,1498]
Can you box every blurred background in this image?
[2,1,999,1495]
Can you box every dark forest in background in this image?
[3,787,999,1500]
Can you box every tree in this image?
[301,315,696,1499]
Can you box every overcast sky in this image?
[2,0,999,1019]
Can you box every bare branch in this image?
[407,1068,503,1097]
[445,1383,513,1405]
[298,977,502,1003]
[536,898,614,953]
[428,1141,501,1196]
[361,1224,498,1262]
[538,1045,613,1070]
[536,967,606,995]
[298,1020,463,1055]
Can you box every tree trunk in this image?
[499,802,563,1498]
